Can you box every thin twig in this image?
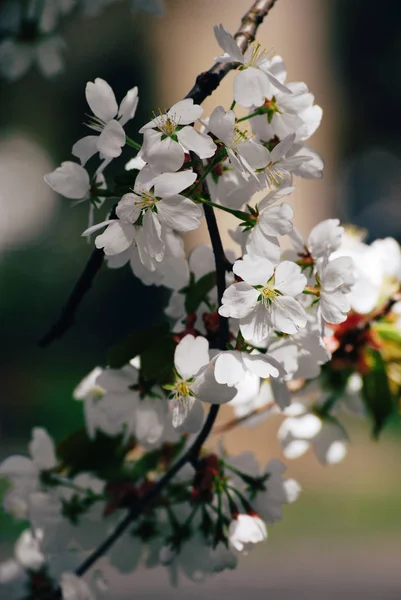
[39,0,279,348]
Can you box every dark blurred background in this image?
[0,0,401,598]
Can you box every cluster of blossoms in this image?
[2,10,401,600]
[0,0,164,81]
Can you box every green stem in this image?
[230,100,237,111]
[126,136,142,151]
[236,108,265,124]
[197,196,250,221]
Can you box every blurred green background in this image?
[0,0,401,597]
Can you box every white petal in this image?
[61,572,95,600]
[118,86,139,126]
[44,161,89,200]
[239,140,270,169]
[153,170,197,197]
[274,261,306,296]
[258,203,294,237]
[142,210,164,261]
[270,296,307,334]
[195,361,237,405]
[116,193,141,224]
[178,126,216,159]
[177,399,204,434]
[28,428,57,470]
[214,351,245,386]
[233,254,274,286]
[158,196,203,231]
[213,24,244,63]
[246,228,281,264]
[242,353,283,379]
[219,282,259,319]
[95,221,135,255]
[72,136,99,166]
[97,119,126,158]
[174,334,210,379]
[86,78,118,122]
[142,130,184,172]
[270,378,291,410]
[239,303,272,344]
[234,68,271,108]
[168,99,203,124]
[320,291,350,324]
[208,106,235,144]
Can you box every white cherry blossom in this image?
[139,99,216,171]
[228,513,267,553]
[206,106,270,181]
[318,256,355,324]
[214,24,290,107]
[219,255,307,344]
[169,334,235,429]
[73,78,138,163]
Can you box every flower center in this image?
[261,284,281,307]
[262,162,288,188]
[173,380,192,399]
[233,127,251,145]
[152,110,179,136]
[248,41,274,67]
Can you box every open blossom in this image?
[85,169,202,270]
[214,349,285,387]
[139,99,216,172]
[214,24,290,108]
[278,402,348,465]
[255,133,312,190]
[107,228,189,290]
[249,59,322,143]
[219,255,307,344]
[206,106,270,181]
[228,514,267,553]
[0,428,57,518]
[73,78,138,163]
[318,256,355,324]
[0,35,66,81]
[290,218,344,261]
[245,186,294,263]
[168,335,235,429]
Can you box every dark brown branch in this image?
[39,0,279,348]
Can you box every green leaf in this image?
[57,428,127,478]
[140,333,176,383]
[108,324,169,369]
[184,271,216,314]
[362,350,395,438]
[374,321,401,345]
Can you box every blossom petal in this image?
[118,86,139,126]
[214,351,245,386]
[174,334,210,380]
[72,136,99,166]
[178,126,216,159]
[219,282,259,319]
[116,193,141,224]
[153,170,197,197]
[95,222,135,255]
[270,296,307,334]
[208,106,235,145]
[274,261,306,296]
[234,68,271,108]
[233,254,274,286]
[168,99,204,124]
[97,119,126,158]
[158,196,203,231]
[214,24,244,64]
[239,303,272,344]
[44,161,89,200]
[86,78,118,122]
